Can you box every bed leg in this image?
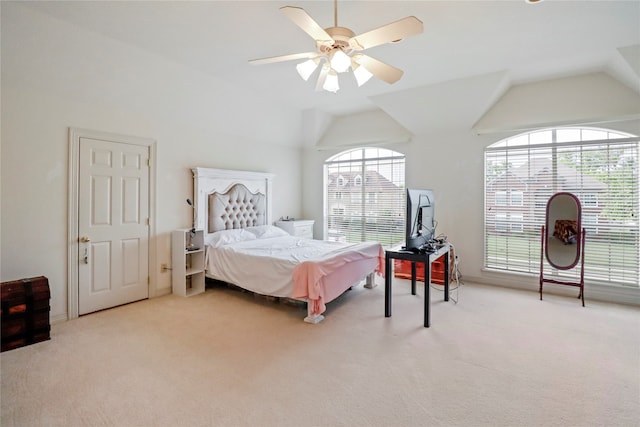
[304,314,325,324]
[363,272,377,289]
[304,303,325,324]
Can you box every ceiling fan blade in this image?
[249,52,320,65]
[354,54,404,84]
[349,16,424,51]
[280,6,334,46]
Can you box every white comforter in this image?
[205,236,378,298]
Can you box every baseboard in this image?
[153,287,172,297]
[51,312,68,325]
[53,287,173,324]
[467,270,640,307]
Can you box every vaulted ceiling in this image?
[23,1,640,136]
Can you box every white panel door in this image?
[78,137,149,315]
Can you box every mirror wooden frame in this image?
[539,192,586,306]
[545,192,582,270]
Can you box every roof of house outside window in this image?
[488,157,606,190]
[327,171,400,191]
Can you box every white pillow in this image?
[245,225,289,239]
[205,229,257,248]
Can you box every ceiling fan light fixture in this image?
[353,63,373,87]
[329,49,351,73]
[322,69,340,93]
[296,58,320,81]
[250,3,424,92]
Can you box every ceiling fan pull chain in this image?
[334,0,338,27]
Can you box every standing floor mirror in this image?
[539,192,586,306]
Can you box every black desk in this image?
[384,243,450,327]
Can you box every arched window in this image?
[325,147,405,245]
[485,127,639,287]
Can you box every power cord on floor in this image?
[430,238,464,303]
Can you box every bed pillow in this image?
[205,229,257,248]
[245,225,290,239]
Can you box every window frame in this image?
[324,147,405,247]
[495,190,508,206]
[510,190,524,207]
[484,128,639,288]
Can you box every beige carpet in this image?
[1,280,639,427]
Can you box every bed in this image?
[192,167,383,323]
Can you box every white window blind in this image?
[485,128,639,288]
[325,148,405,246]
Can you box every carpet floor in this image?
[1,279,639,427]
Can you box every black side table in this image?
[384,244,450,327]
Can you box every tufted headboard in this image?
[208,183,266,232]
[192,167,274,234]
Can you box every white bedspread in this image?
[205,236,379,299]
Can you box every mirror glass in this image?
[545,192,582,270]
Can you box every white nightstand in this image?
[275,220,315,239]
[171,229,205,296]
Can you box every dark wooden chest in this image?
[1,276,51,352]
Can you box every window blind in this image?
[485,128,639,288]
[325,148,405,247]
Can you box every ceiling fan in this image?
[249,0,423,93]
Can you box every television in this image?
[404,188,436,252]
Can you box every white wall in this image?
[1,3,304,321]
[3,2,639,323]
[474,72,640,133]
[302,101,640,306]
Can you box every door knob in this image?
[80,236,91,243]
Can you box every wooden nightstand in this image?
[275,220,315,239]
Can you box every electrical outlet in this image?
[161,263,168,272]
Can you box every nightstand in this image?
[275,220,315,239]
[171,229,205,296]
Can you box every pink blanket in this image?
[292,242,384,316]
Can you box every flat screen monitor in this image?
[404,188,435,252]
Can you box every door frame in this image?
[68,128,157,319]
